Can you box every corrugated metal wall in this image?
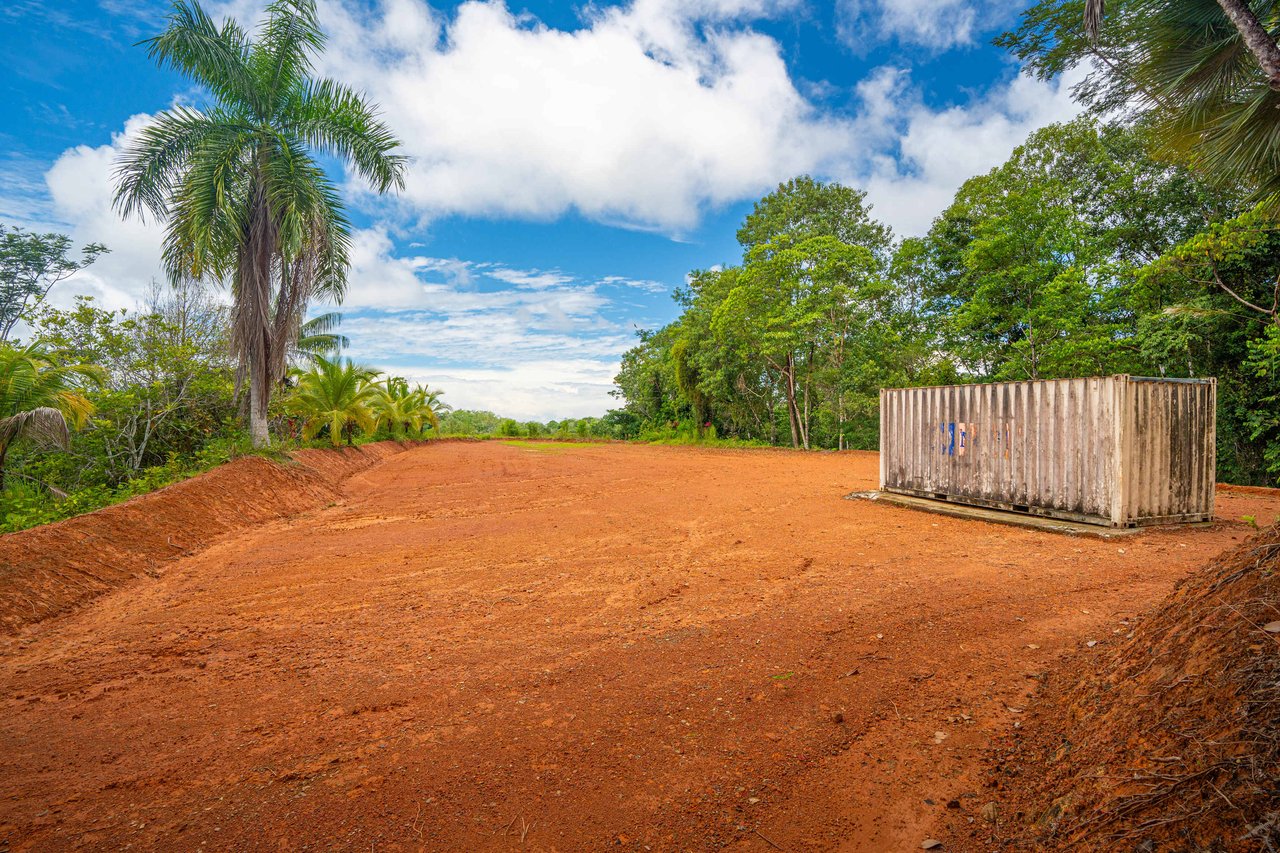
[879,376,1215,527]
[1119,378,1217,525]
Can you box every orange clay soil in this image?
[1,441,1278,852]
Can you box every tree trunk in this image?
[1216,0,1280,90]
[248,375,270,448]
[0,442,8,492]
[239,172,277,449]
[782,356,801,449]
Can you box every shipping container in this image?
[878,376,1216,527]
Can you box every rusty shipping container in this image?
[878,376,1216,527]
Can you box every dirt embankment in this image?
[956,523,1280,851]
[0,441,413,634]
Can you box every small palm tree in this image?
[373,377,445,437]
[115,0,406,448]
[285,355,380,446]
[0,343,105,490]
[420,385,451,419]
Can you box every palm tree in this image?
[373,376,445,437]
[1086,0,1280,90]
[114,0,406,447]
[285,355,380,446]
[1075,0,1280,201]
[421,384,451,419]
[0,343,104,490]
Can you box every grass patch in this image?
[500,440,585,453]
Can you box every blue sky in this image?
[0,0,1084,419]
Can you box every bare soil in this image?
[1,441,1277,852]
[948,522,1280,852]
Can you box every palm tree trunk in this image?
[249,375,270,447]
[1215,0,1280,90]
[239,171,277,449]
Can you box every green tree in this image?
[1137,208,1280,481]
[24,289,235,484]
[737,176,893,259]
[285,356,380,446]
[437,409,501,435]
[0,225,107,342]
[923,118,1227,380]
[0,342,104,490]
[711,236,884,448]
[612,179,906,449]
[114,0,406,447]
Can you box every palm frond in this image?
[0,407,72,451]
[252,0,324,111]
[284,78,408,193]
[141,0,260,116]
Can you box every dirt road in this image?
[2,442,1277,851]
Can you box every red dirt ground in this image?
[1,441,1278,852]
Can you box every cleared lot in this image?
[2,441,1277,851]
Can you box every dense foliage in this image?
[0,286,455,532]
[608,119,1280,484]
[1,285,243,531]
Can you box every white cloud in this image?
[480,265,574,290]
[597,275,667,294]
[839,0,975,50]
[306,0,1081,238]
[33,113,172,311]
[847,64,1088,236]
[307,0,857,233]
[836,0,1022,52]
[319,230,640,419]
[376,359,621,421]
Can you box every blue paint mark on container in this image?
[940,422,955,456]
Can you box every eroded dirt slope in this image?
[1,442,1277,852]
[0,441,411,633]
[948,522,1280,852]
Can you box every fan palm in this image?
[114,0,406,447]
[285,355,380,446]
[1014,0,1280,203]
[0,343,104,490]
[1085,0,1280,92]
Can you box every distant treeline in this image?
[437,410,626,440]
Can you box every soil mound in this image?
[0,441,413,634]
[963,524,1280,851]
